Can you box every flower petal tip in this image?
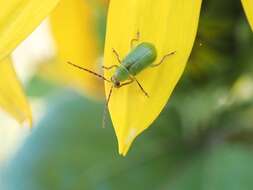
[118,142,132,157]
[118,128,139,156]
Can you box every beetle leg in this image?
[118,68,149,97]
[119,78,134,87]
[150,51,176,67]
[112,48,122,64]
[102,65,118,70]
[130,76,149,97]
[130,31,140,49]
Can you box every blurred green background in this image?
[1,0,253,189]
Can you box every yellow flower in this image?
[0,0,252,154]
[0,57,32,126]
[0,0,60,61]
[0,0,108,124]
[104,0,202,155]
[0,0,60,125]
[103,0,252,156]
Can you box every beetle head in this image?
[111,76,121,88]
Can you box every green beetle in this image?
[68,32,175,98]
[68,32,175,127]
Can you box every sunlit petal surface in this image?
[0,57,32,126]
[242,0,253,30]
[104,0,202,155]
[48,0,105,97]
[0,0,60,61]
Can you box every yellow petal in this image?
[0,0,60,61]
[0,57,32,126]
[48,0,104,98]
[242,0,253,30]
[104,0,202,155]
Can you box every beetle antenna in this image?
[67,61,111,83]
[102,85,113,128]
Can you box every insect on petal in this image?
[0,57,32,127]
[104,0,202,156]
[241,0,253,30]
[47,0,106,98]
[0,0,60,61]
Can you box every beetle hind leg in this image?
[150,51,176,67]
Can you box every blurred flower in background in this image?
[0,19,55,164]
[38,0,107,98]
[0,0,108,164]
[0,0,108,128]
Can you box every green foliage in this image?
[25,75,61,97]
[167,145,253,190]
[1,90,182,190]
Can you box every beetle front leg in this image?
[119,78,134,87]
[150,51,176,67]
